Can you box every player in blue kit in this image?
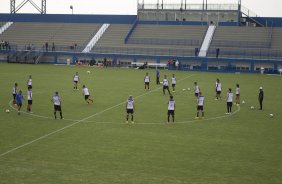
[16,90,24,115]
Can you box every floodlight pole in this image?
[70,5,73,15]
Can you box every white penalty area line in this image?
[1,74,196,158]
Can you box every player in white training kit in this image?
[194,82,200,97]
[144,72,150,90]
[73,72,79,90]
[27,75,32,89]
[126,95,135,124]
[235,84,240,105]
[167,95,175,124]
[12,82,18,105]
[27,86,32,113]
[163,75,171,95]
[215,78,222,100]
[171,74,176,92]
[51,92,63,119]
[82,85,94,104]
[226,88,233,114]
[195,92,204,119]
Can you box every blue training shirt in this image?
[16,93,23,104]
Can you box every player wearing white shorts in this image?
[144,72,150,90]
[194,82,200,97]
[195,92,204,119]
[167,95,175,124]
[126,95,135,124]
[163,75,171,95]
[235,84,240,105]
[27,86,32,113]
[171,74,176,92]
[73,72,80,90]
[51,92,63,119]
[82,85,94,104]
[226,88,233,114]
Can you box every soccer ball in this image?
[250,106,255,110]
[87,70,91,74]
[242,100,245,104]
[270,114,274,118]
[187,88,191,91]
[5,109,10,113]
[182,89,186,91]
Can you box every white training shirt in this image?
[127,99,134,109]
[194,85,200,93]
[168,100,175,110]
[236,87,240,95]
[53,95,61,106]
[73,74,79,82]
[12,86,17,94]
[144,76,150,83]
[198,96,204,106]
[163,79,169,86]
[83,88,90,96]
[227,92,233,102]
[216,83,222,91]
[27,90,32,100]
[172,77,176,85]
[28,79,32,86]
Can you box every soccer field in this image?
[0,63,281,184]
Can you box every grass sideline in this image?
[0,63,281,184]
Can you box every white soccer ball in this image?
[5,109,10,113]
[250,106,255,110]
[270,114,274,118]
[87,70,91,74]
[187,88,191,91]
[242,100,245,104]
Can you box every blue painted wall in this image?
[0,13,137,24]
[252,17,282,27]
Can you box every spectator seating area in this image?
[271,28,282,50]
[208,26,272,59]
[0,22,101,51]
[0,22,6,28]
[1,21,282,60]
[94,24,207,56]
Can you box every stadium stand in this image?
[94,24,207,56]
[271,28,282,50]
[208,26,273,59]
[0,22,101,51]
[0,22,6,28]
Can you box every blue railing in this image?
[211,40,271,48]
[127,38,200,47]
[208,47,282,59]
[124,20,138,44]
[92,46,195,57]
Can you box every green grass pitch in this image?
[0,63,282,184]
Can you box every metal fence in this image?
[208,48,282,59]
[211,40,271,48]
[127,38,200,47]
[92,47,195,57]
[138,3,239,11]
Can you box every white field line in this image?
[0,74,195,157]
[92,105,241,125]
